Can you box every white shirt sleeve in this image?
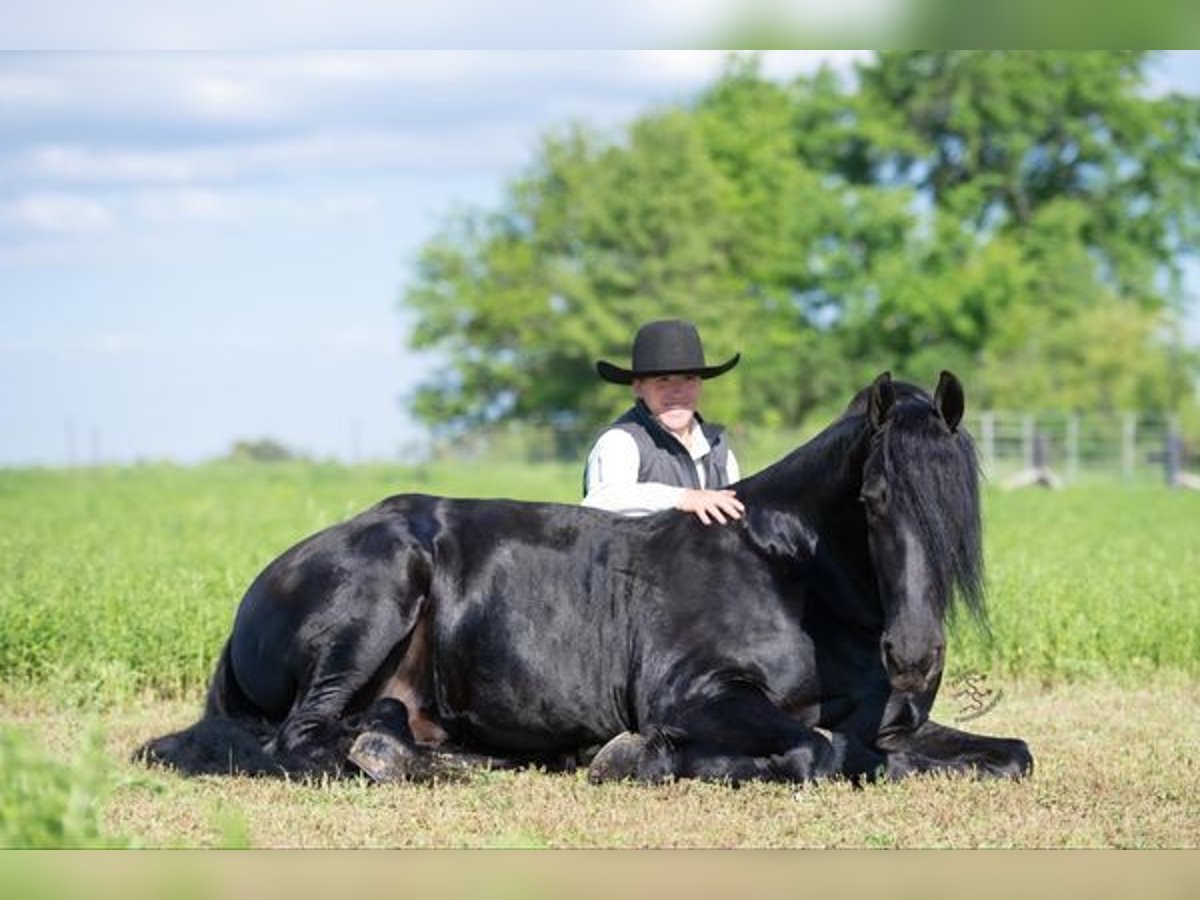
[581,429,686,516]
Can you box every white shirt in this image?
[582,426,741,517]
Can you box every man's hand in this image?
[676,488,745,525]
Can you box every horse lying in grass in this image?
[137,371,1032,785]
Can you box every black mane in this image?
[881,386,986,626]
[740,380,986,627]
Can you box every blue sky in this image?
[2,50,1198,466]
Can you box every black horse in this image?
[137,371,1031,784]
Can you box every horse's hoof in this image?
[588,731,648,784]
[348,730,418,783]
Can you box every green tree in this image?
[848,52,1198,408]
[408,111,745,436]
[402,52,1198,438]
[225,437,301,463]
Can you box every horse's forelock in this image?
[884,399,986,626]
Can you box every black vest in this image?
[584,401,731,495]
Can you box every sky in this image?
[2,49,1198,467]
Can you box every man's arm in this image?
[583,430,684,516]
[582,430,744,523]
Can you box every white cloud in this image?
[0,326,398,358]
[0,330,149,356]
[297,52,484,83]
[4,2,678,50]
[3,51,866,131]
[91,332,142,355]
[3,192,114,234]
[29,144,203,183]
[0,73,66,105]
[0,3,889,51]
[624,51,733,84]
[1,186,252,239]
[6,52,865,185]
[0,182,396,252]
[19,125,533,190]
[309,192,380,221]
[185,74,277,119]
[130,188,245,225]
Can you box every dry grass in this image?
[4,678,1196,848]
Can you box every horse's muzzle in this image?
[882,638,943,693]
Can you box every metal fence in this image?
[436,411,1198,488]
[963,411,1191,486]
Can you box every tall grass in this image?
[953,486,1200,681]
[0,462,1196,704]
[0,724,129,847]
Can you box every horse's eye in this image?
[860,481,888,516]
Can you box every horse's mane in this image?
[740,408,866,503]
[742,380,986,628]
[872,383,987,627]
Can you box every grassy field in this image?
[3,679,1196,848]
[1,462,1198,847]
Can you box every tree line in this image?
[402,52,1199,438]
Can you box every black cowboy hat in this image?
[596,319,740,385]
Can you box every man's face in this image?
[633,373,702,435]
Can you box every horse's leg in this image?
[588,732,651,782]
[877,718,1033,780]
[589,688,853,785]
[676,726,887,785]
[589,730,876,787]
[343,696,423,781]
[269,591,428,776]
[587,730,679,784]
[345,696,534,783]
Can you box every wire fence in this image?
[963,411,1192,487]
[434,411,1199,489]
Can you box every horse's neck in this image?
[737,417,881,622]
[738,415,869,531]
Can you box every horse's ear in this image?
[869,371,895,430]
[934,370,964,433]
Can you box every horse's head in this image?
[859,370,984,695]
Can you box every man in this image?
[582,319,745,525]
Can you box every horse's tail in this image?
[133,640,281,776]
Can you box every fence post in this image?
[1121,413,1137,481]
[1165,415,1181,488]
[981,411,996,477]
[1022,414,1035,470]
[1066,413,1079,485]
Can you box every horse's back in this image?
[223,490,825,755]
[223,492,643,738]
[412,497,649,748]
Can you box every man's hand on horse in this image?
[676,488,745,525]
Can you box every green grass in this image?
[3,678,1196,848]
[0,462,1197,704]
[0,724,130,848]
[0,461,580,704]
[954,486,1200,681]
[0,461,1197,848]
